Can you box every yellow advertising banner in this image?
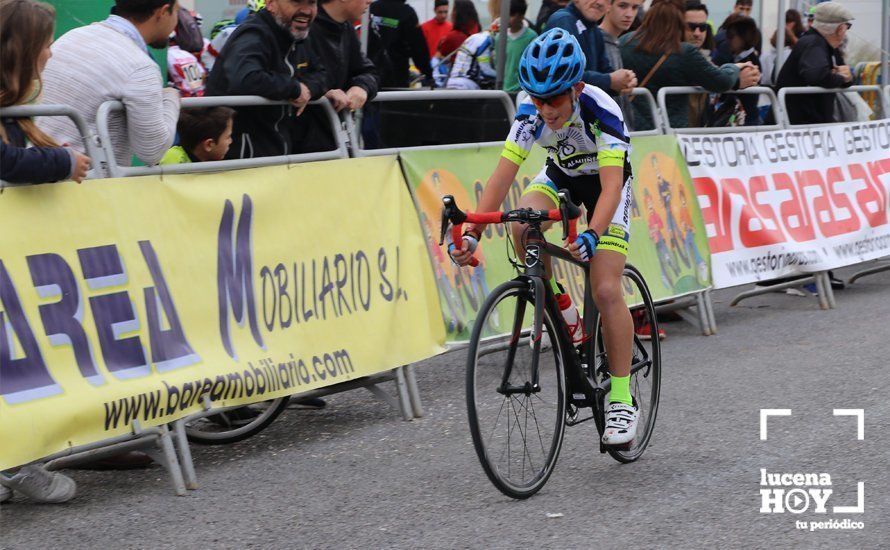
[0,156,445,469]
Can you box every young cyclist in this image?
[449,28,637,445]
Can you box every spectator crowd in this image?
[0,0,866,185]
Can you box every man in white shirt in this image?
[39,0,181,168]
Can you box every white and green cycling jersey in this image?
[445,31,496,90]
[502,84,631,177]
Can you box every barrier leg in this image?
[848,260,890,284]
[674,303,709,336]
[143,425,187,496]
[394,367,414,421]
[823,272,837,309]
[364,377,412,421]
[173,420,198,490]
[404,364,424,418]
[815,271,830,310]
[704,289,718,334]
[730,276,816,307]
[694,292,712,336]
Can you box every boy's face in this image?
[607,0,642,33]
[733,2,751,17]
[204,119,234,161]
[531,82,583,131]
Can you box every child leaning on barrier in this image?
[160,106,235,165]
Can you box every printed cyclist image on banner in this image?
[629,136,713,295]
[0,156,445,470]
[401,137,711,342]
[678,120,890,288]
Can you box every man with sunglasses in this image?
[775,1,853,124]
[450,29,639,446]
[683,1,712,53]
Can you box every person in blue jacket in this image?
[0,0,90,185]
[545,0,637,94]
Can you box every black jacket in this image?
[775,28,851,125]
[206,9,329,158]
[311,6,379,96]
[368,0,432,88]
[535,0,563,32]
[0,118,72,184]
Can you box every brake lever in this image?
[558,190,582,241]
[439,195,467,245]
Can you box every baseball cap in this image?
[813,2,854,24]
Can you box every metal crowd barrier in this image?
[656,86,784,134]
[346,89,515,157]
[778,85,890,126]
[95,96,349,178]
[627,87,664,137]
[0,104,111,181]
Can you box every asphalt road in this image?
[2,264,889,549]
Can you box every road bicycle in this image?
[440,191,662,499]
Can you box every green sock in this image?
[610,375,633,406]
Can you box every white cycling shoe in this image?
[601,401,638,446]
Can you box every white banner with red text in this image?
[678,121,890,288]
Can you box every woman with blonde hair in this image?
[0,0,90,184]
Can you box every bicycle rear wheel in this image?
[591,265,662,463]
[184,398,289,445]
[466,280,567,499]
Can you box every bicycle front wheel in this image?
[466,280,567,499]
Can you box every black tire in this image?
[590,265,662,463]
[466,280,567,499]
[185,397,289,445]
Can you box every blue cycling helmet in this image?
[518,28,586,98]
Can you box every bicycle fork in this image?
[497,274,546,396]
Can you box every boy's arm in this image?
[466,156,522,236]
[587,164,623,237]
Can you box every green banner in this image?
[401,136,711,341]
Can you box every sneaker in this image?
[601,402,638,446]
[634,320,665,341]
[0,484,11,503]
[3,465,76,504]
[785,287,808,297]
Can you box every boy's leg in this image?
[591,248,638,446]
[589,249,633,381]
